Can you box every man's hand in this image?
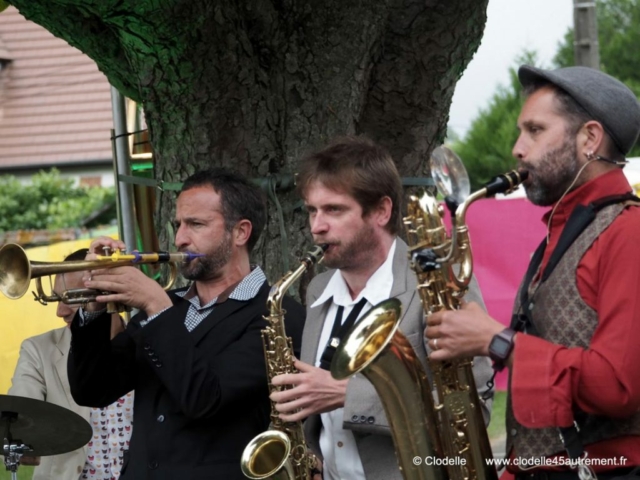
[312,459,323,480]
[83,236,172,316]
[80,236,128,313]
[85,266,172,317]
[425,301,504,361]
[270,360,348,422]
[88,236,126,256]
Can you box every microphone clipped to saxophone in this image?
[241,244,327,480]
[331,146,527,480]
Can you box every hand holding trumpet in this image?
[82,236,174,316]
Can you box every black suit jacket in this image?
[68,280,305,480]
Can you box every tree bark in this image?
[8,0,489,298]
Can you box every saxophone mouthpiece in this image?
[483,169,529,197]
[319,243,330,252]
[184,252,205,262]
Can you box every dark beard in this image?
[179,232,233,281]
[523,136,580,206]
[323,223,378,271]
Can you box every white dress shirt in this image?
[312,240,396,480]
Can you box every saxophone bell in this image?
[241,245,326,480]
[331,299,446,480]
[241,430,295,480]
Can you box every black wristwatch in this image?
[488,328,517,372]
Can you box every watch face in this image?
[491,337,511,357]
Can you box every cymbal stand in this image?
[2,411,33,480]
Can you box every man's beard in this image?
[522,136,580,206]
[179,231,233,281]
[322,222,379,271]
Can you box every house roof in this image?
[0,36,9,60]
[0,7,113,170]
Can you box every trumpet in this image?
[0,243,202,308]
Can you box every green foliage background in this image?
[453,51,537,190]
[0,170,116,232]
[452,0,640,189]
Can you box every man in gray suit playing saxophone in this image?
[271,136,494,480]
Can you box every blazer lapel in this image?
[54,329,73,404]
[300,274,333,365]
[300,303,329,366]
[190,281,269,345]
[390,239,417,323]
[55,329,91,423]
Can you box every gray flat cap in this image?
[518,65,640,155]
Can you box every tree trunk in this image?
[8,0,489,299]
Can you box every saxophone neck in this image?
[430,168,527,289]
[454,169,529,226]
[266,244,328,313]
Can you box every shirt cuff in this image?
[78,308,107,327]
[138,307,171,328]
[511,334,574,428]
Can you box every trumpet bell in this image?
[0,243,31,300]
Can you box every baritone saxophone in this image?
[331,145,527,480]
[241,244,327,480]
[404,153,527,480]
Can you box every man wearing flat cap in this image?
[425,65,640,479]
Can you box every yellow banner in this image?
[0,239,95,394]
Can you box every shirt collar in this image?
[310,239,397,308]
[176,265,266,309]
[541,168,633,228]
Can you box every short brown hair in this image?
[296,136,402,235]
[180,168,266,252]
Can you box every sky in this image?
[448,0,574,138]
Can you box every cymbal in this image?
[0,394,92,457]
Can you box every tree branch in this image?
[9,0,139,99]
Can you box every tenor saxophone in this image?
[241,244,327,480]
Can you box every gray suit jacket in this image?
[301,239,494,480]
[9,327,90,480]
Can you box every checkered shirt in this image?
[81,266,266,332]
[174,266,266,332]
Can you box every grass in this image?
[0,465,34,480]
[488,390,507,440]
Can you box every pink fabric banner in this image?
[463,197,548,389]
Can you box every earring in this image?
[586,151,595,160]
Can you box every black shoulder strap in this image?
[543,193,639,283]
[511,192,639,335]
[508,192,639,460]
